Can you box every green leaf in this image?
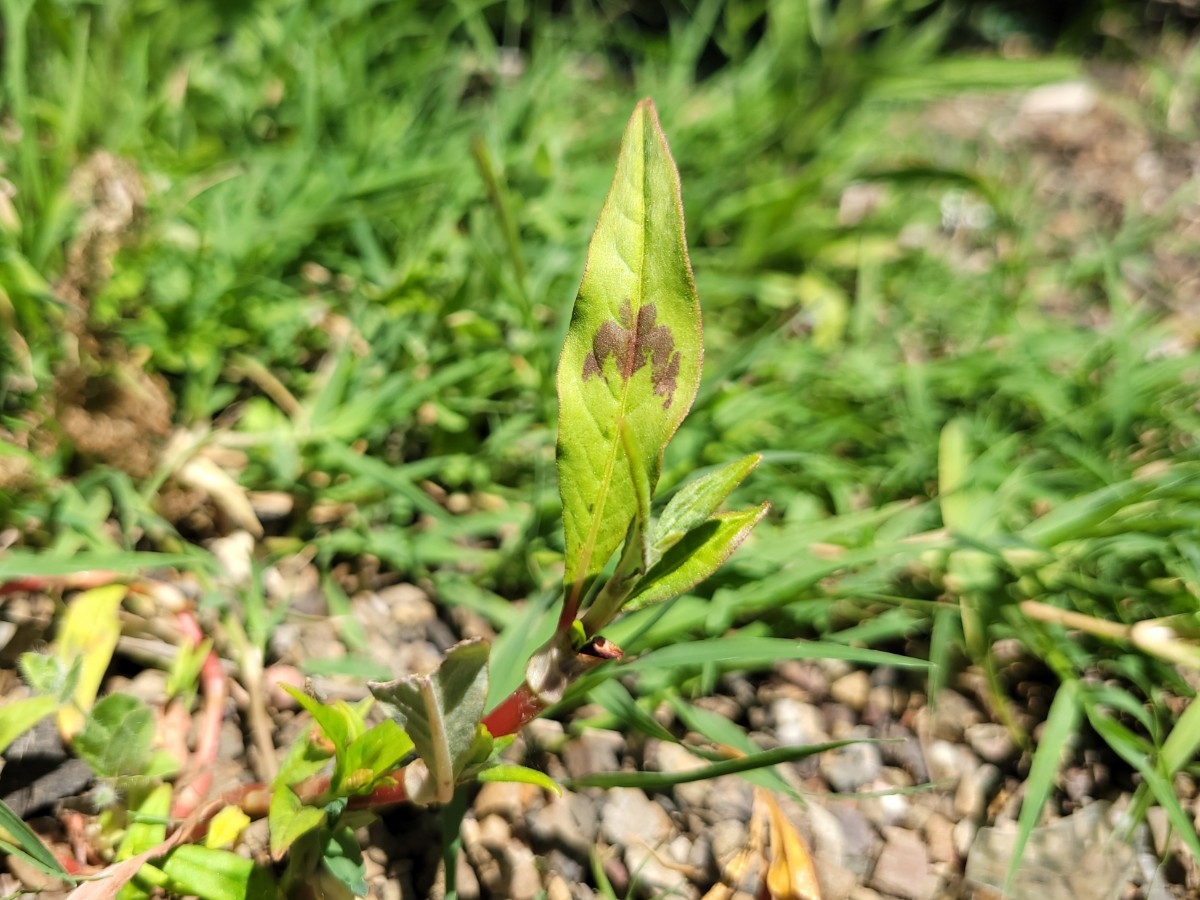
[557,99,702,602]
[368,638,490,804]
[18,652,80,704]
[0,694,59,755]
[280,686,370,792]
[625,505,769,612]
[476,763,562,795]
[567,741,856,790]
[588,678,677,743]
[1006,678,1080,892]
[72,693,155,779]
[321,825,367,897]
[268,785,327,859]
[625,636,929,674]
[0,798,70,879]
[116,783,172,861]
[652,455,761,562]
[159,844,275,900]
[342,719,416,792]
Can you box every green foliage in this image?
[3,0,1200,895]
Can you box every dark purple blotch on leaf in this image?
[582,300,680,409]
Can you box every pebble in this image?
[562,729,625,780]
[923,811,958,864]
[773,698,830,747]
[777,660,830,700]
[924,690,983,742]
[870,827,937,900]
[379,583,437,633]
[831,670,872,712]
[925,739,974,783]
[528,792,598,858]
[964,722,1018,764]
[474,780,543,821]
[955,762,1001,821]
[831,805,878,876]
[820,738,883,793]
[599,787,673,847]
[704,775,754,824]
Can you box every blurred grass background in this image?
[3,0,1200,850]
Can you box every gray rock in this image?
[964,802,1136,900]
[831,805,879,877]
[600,787,673,847]
[955,762,1001,822]
[772,697,830,747]
[528,792,598,858]
[871,826,937,900]
[820,737,883,793]
[562,728,625,780]
[965,722,1018,764]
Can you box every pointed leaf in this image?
[476,763,562,796]
[652,455,761,563]
[626,504,769,612]
[268,785,327,859]
[368,639,490,803]
[557,99,702,601]
[0,798,70,878]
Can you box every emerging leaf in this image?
[368,639,490,804]
[651,454,762,564]
[625,504,769,612]
[557,99,702,607]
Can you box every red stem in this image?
[170,611,228,819]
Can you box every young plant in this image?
[31,99,767,900]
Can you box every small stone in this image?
[704,775,754,824]
[965,722,1017,764]
[773,698,830,747]
[860,778,910,829]
[820,738,883,793]
[830,670,872,712]
[871,827,937,900]
[924,812,958,864]
[831,805,877,876]
[506,843,542,900]
[925,739,973,783]
[545,874,573,900]
[380,583,436,631]
[529,792,598,857]
[1019,81,1097,118]
[952,818,977,861]
[600,787,673,847]
[955,762,1001,821]
[562,729,625,780]
[474,779,541,821]
[777,660,830,699]
[924,690,983,742]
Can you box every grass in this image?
[3,0,1200,890]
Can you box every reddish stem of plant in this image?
[170,610,228,819]
[480,683,547,739]
[0,570,121,596]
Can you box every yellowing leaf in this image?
[763,790,822,900]
[205,806,251,850]
[55,583,126,741]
